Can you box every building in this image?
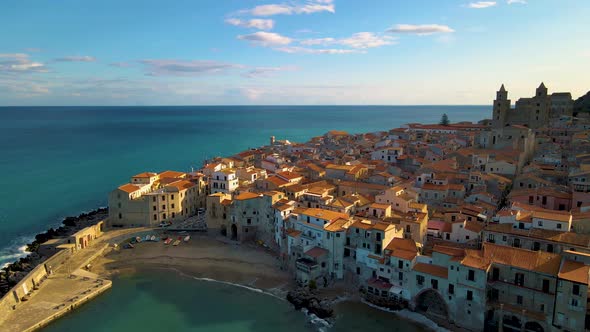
[108,171,206,227]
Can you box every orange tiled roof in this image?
[414,263,448,279]
[118,183,141,193]
[133,172,156,178]
[559,260,590,285]
[235,192,262,201]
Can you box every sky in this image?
[1,0,589,105]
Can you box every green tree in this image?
[440,113,450,126]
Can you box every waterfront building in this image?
[108,171,206,227]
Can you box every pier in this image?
[0,226,148,331]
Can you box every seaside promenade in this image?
[0,227,148,332]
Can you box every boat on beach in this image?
[150,235,156,241]
[164,237,172,245]
[183,235,190,242]
[172,239,180,246]
[135,236,142,243]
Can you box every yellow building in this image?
[108,171,207,227]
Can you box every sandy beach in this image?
[91,232,294,293]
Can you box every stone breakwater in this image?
[0,208,108,298]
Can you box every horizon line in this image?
[0,104,492,108]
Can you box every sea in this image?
[41,268,428,332]
[0,105,488,331]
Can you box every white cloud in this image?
[140,59,243,76]
[301,32,395,49]
[237,31,292,46]
[225,18,275,30]
[467,1,497,8]
[0,53,47,73]
[238,1,335,16]
[54,56,96,62]
[243,65,297,78]
[275,46,364,54]
[386,24,455,35]
[507,0,526,4]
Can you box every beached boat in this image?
[183,235,190,242]
[172,240,180,246]
[144,235,150,241]
[125,243,134,249]
[150,235,156,241]
[136,236,142,243]
[164,238,172,245]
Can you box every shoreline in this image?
[87,231,443,332]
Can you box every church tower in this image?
[492,84,510,128]
[536,82,548,97]
[531,82,550,128]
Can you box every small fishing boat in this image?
[183,235,190,242]
[135,236,142,243]
[172,239,180,246]
[125,243,134,249]
[164,237,172,245]
[150,235,156,241]
[144,235,150,242]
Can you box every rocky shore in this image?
[287,288,335,320]
[0,208,108,298]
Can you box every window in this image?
[571,298,579,307]
[538,220,543,226]
[542,279,550,293]
[448,284,454,294]
[467,290,473,301]
[162,205,166,210]
[515,273,525,286]
[398,260,404,269]
[517,295,523,305]
[431,279,438,290]
[172,212,175,218]
[468,270,475,281]
[152,197,156,202]
[557,223,562,229]
[153,206,156,211]
[162,195,165,200]
[336,233,341,238]
[171,204,175,209]
[573,284,580,296]
[416,275,425,286]
[153,214,157,220]
[171,194,174,200]
[118,213,122,219]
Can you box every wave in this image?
[0,243,30,269]
[360,298,449,332]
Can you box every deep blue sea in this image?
[0,105,489,267]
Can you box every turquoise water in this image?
[41,269,425,332]
[0,105,488,267]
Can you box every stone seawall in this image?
[22,280,112,332]
[0,249,71,324]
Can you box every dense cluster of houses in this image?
[109,84,590,331]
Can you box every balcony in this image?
[296,258,319,273]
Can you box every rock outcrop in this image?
[286,288,334,319]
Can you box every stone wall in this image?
[0,249,70,324]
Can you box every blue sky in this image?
[1,0,589,105]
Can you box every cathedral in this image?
[492,83,573,129]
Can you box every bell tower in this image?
[492,84,510,128]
